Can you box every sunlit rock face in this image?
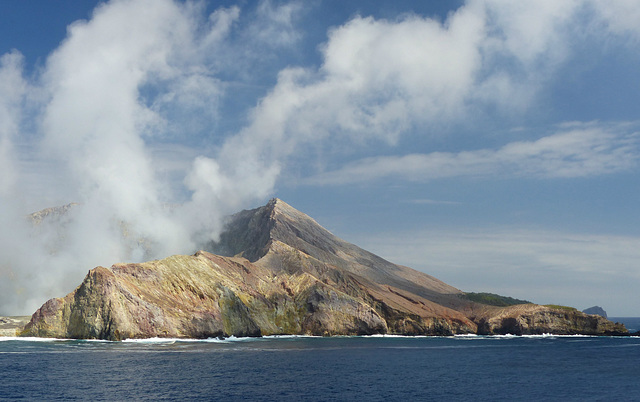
[23,251,389,340]
[22,199,627,340]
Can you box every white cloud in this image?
[477,0,579,65]
[189,4,490,201]
[38,0,210,256]
[250,0,303,47]
[201,5,241,49]
[207,0,640,193]
[0,51,26,196]
[307,123,640,185]
[589,0,640,39]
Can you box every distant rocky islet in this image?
[582,306,607,318]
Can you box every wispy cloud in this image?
[307,123,640,185]
[249,0,304,47]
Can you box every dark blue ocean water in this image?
[2,332,640,401]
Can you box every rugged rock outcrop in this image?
[22,199,628,340]
[474,304,625,335]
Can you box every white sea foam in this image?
[122,335,280,344]
[122,337,180,344]
[0,335,307,344]
[364,334,430,339]
[522,334,599,338]
[464,333,600,339]
[0,336,71,342]
[0,333,618,343]
[262,335,320,339]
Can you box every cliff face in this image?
[23,252,389,340]
[22,199,627,340]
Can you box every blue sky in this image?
[0,0,639,316]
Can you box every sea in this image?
[1,317,639,401]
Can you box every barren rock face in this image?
[22,199,628,340]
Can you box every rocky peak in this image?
[207,198,334,261]
[206,201,274,261]
[210,199,463,301]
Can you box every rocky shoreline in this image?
[4,313,634,339]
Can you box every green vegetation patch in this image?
[462,292,531,307]
[543,304,577,312]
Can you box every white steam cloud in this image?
[0,0,248,314]
[1,0,638,314]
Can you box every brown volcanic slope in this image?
[22,199,626,340]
